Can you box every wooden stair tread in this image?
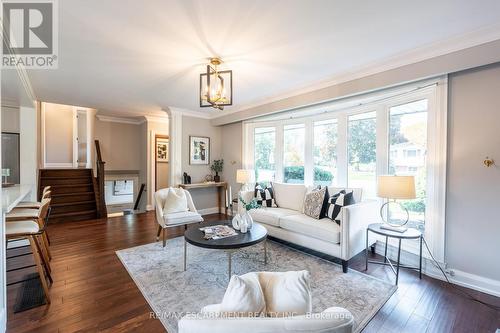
[41,176,92,180]
[50,201,96,207]
[49,210,97,218]
[51,192,95,197]
[44,183,93,188]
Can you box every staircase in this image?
[39,168,100,223]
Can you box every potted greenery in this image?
[210,159,224,182]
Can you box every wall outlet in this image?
[445,269,456,277]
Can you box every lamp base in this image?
[380,200,410,227]
[380,224,408,233]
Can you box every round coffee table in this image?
[183,221,268,279]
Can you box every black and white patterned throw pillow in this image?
[254,183,277,208]
[326,190,355,225]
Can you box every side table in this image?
[365,223,423,285]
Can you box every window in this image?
[313,119,338,186]
[348,111,377,199]
[389,99,428,230]
[244,79,447,260]
[283,124,305,183]
[254,127,276,183]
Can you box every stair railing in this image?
[94,140,108,218]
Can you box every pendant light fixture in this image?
[199,57,232,110]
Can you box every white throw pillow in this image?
[163,188,188,214]
[272,182,307,211]
[220,273,266,316]
[258,270,312,317]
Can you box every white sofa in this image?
[240,183,378,272]
[178,271,354,333]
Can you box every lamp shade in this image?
[377,175,416,199]
[236,169,254,184]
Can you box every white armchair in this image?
[154,188,203,247]
[178,271,354,333]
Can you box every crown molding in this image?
[96,114,145,125]
[212,23,500,122]
[168,107,213,119]
[143,115,169,124]
[1,98,20,108]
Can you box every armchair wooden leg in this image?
[341,260,349,273]
[156,225,162,241]
[162,228,166,247]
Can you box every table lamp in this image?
[377,175,416,231]
[236,169,254,192]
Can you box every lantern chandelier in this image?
[199,57,233,110]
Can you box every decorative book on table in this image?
[200,225,238,240]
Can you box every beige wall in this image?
[446,63,500,281]
[1,106,20,133]
[182,116,222,210]
[44,103,73,164]
[94,119,142,171]
[212,39,500,126]
[221,122,243,201]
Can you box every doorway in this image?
[155,135,169,190]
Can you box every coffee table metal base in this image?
[184,238,268,280]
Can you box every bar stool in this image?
[15,186,51,209]
[6,219,52,304]
[7,198,52,264]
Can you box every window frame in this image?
[243,77,447,261]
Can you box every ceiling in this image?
[5,0,500,118]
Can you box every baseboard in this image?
[44,162,73,168]
[143,206,231,215]
[0,308,6,333]
[374,240,500,297]
[197,207,222,216]
[448,269,500,298]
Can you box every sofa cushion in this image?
[163,211,203,226]
[162,188,188,214]
[272,182,307,211]
[326,190,355,225]
[280,214,341,244]
[328,187,362,203]
[249,207,300,227]
[254,184,277,208]
[303,187,327,219]
[220,273,266,317]
[258,270,312,317]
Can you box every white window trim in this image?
[243,77,448,261]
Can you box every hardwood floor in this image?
[6,212,500,332]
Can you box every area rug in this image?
[116,237,396,333]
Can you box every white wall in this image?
[43,103,73,165]
[19,106,38,201]
[1,106,19,133]
[446,63,500,282]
